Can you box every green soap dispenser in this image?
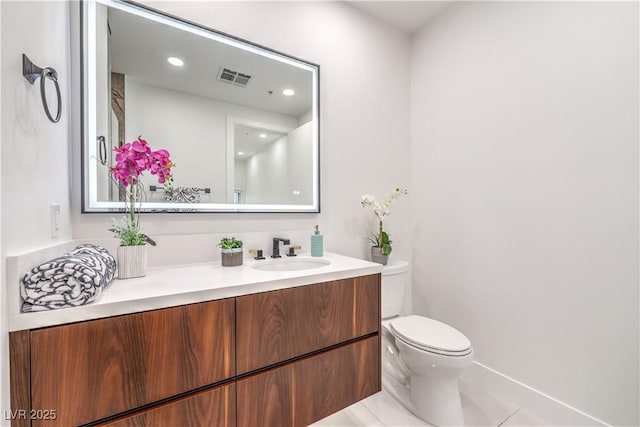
[311,225,323,257]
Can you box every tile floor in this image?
[311,380,550,427]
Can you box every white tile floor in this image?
[311,380,550,427]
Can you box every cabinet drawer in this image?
[96,383,236,427]
[236,335,380,427]
[236,274,380,374]
[30,299,235,427]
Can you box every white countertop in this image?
[8,251,382,331]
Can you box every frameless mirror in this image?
[81,0,319,212]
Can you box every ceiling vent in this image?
[217,67,252,87]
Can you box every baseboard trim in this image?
[462,361,610,427]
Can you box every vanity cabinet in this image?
[95,383,236,427]
[9,274,380,427]
[237,336,379,427]
[29,299,235,427]
[236,275,380,374]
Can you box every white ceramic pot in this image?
[117,245,148,279]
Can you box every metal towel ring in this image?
[22,54,62,123]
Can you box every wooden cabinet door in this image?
[236,274,380,374]
[30,299,235,427]
[236,336,380,427]
[96,383,236,427]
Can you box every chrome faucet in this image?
[271,237,290,258]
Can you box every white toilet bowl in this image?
[381,260,474,426]
[382,260,473,426]
[389,315,473,426]
[382,316,473,426]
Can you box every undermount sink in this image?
[252,257,331,272]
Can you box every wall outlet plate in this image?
[50,204,61,238]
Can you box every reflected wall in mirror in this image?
[82,0,319,212]
[229,118,314,206]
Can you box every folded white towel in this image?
[21,244,116,312]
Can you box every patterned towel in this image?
[21,244,116,312]
[164,187,202,203]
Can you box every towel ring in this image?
[22,54,62,123]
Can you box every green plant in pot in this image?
[361,187,407,265]
[369,230,392,256]
[219,237,243,267]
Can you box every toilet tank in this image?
[381,259,410,319]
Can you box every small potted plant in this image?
[219,237,243,267]
[361,187,408,265]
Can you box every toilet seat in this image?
[389,315,472,357]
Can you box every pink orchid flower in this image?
[109,136,174,188]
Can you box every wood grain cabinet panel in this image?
[236,336,380,427]
[96,383,236,427]
[30,299,235,427]
[8,331,30,427]
[236,274,380,374]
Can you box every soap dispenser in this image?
[310,225,323,257]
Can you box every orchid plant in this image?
[361,187,408,256]
[108,136,174,246]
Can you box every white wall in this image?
[244,135,289,204]
[411,2,638,426]
[72,1,413,264]
[234,158,246,200]
[288,121,313,204]
[124,78,298,203]
[0,1,74,423]
[242,121,314,205]
[0,4,4,423]
[95,3,111,201]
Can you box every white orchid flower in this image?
[361,194,376,206]
[360,187,408,251]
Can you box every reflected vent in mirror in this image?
[217,67,252,87]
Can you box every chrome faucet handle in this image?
[287,246,301,257]
[249,249,265,260]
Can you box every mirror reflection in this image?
[83,0,319,212]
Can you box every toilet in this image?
[381,260,473,426]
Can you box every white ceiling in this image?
[108,7,313,118]
[234,124,286,160]
[347,1,451,34]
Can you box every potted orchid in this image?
[109,136,174,278]
[361,187,408,265]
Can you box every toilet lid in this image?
[389,315,471,355]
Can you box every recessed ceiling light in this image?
[259,133,267,138]
[282,89,295,96]
[167,57,184,67]
[237,151,244,155]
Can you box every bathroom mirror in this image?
[81,0,319,213]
